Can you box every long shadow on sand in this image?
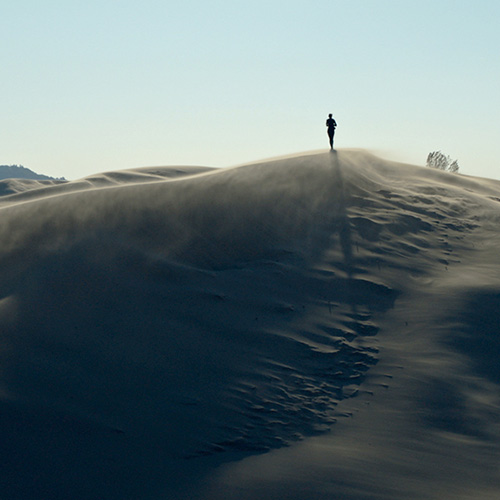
[330,151,354,278]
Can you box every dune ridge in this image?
[1,150,500,499]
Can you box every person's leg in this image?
[328,131,334,149]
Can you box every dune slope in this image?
[1,151,500,499]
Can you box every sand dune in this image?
[1,150,500,499]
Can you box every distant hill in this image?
[0,164,65,181]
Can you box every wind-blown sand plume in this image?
[1,150,500,499]
[0,178,66,198]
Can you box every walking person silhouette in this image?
[326,114,337,150]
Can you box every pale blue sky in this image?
[2,1,499,179]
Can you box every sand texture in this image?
[1,150,500,499]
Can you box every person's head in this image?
[328,114,332,118]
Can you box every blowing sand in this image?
[1,150,500,499]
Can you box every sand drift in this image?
[1,150,500,499]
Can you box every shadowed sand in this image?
[1,150,500,499]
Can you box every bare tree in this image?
[426,151,460,173]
